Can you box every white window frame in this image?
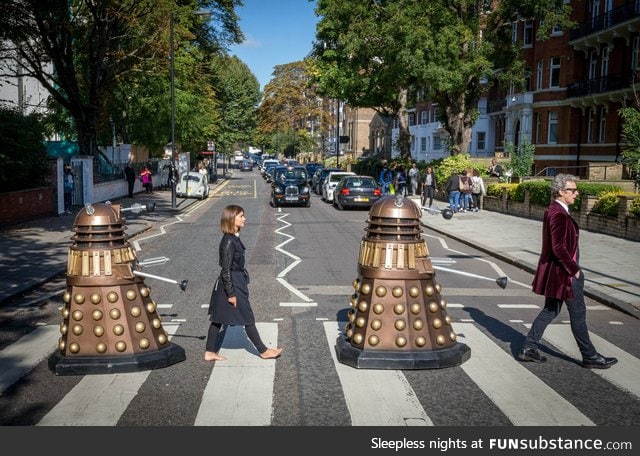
[420,136,427,152]
[421,111,427,125]
[550,57,561,88]
[587,109,595,143]
[523,20,533,47]
[477,131,486,151]
[599,108,607,143]
[548,111,558,144]
[433,135,442,150]
[632,36,640,70]
[512,21,518,43]
[536,60,543,90]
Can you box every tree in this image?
[313,0,572,157]
[258,61,325,156]
[211,55,261,157]
[0,107,49,191]
[1,0,243,160]
[618,106,640,192]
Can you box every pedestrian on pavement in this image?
[140,166,153,194]
[124,162,136,198]
[395,166,407,196]
[205,204,283,362]
[459,168,473,212]
[445,171,461,213]
[378,161,393,196]
[488,158,503,178]
[63,165,74,213]
[518,174,618,369]
[408,162,420,196]
[470,169,486,211]
[421,166,437,208]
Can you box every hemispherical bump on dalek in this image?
[336,195,470,369]
[48,202,186,375]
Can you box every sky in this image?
[230,0,319,91]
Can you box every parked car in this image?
[313,167,342,194]
[239,159,253,172]
[176,171,209,200]
[304,162,323,185]
[271,165,311,207]
[322,171,355,203]
[333,175,382,210]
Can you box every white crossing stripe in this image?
[0,325,59,395]
[497,304,540,309]
[323,321,433,426]
[532,324,640,399]
[456,323,594,426]
[195,323,278,426]
[36,323,180,426]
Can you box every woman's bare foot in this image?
[204,351,226,361]
[259,347,283,359]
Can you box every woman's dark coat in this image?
[208,233,256,325]
[531,201,580,301]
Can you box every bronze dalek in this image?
[49,202,186,375]
[336,195,470,369]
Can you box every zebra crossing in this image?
[1,316,638,426]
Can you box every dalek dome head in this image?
[365,195,422,242]
[74,202,124,227]
[72,202,126,245]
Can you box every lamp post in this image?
[170,10,211,208]
[170,13,177,208]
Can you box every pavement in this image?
[1,188,639,319]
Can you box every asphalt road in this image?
[1,170,639,452]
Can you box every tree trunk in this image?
[444,92,474,155]
[397,87,411,160]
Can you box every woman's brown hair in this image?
[220,204,244,234]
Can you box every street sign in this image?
[207,140,215,151]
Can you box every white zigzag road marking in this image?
[132,216,184,251]
[274,213,315,304]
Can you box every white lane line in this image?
[279,302,318,307]
[323,321,432,426]
[195,323,278,426]
[37,323,181,426]
[456,323,594,426]
[497,304,540,309]
[0,326,59,395]
[527,323,640,399]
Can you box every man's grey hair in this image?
[552,173,577,196]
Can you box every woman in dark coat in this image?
[205,205,282,361]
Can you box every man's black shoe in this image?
[582,354,618,369]
[517,348,547,363]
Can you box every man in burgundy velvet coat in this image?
[518,174,618,369]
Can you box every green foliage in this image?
[591,192,625,217]
[0,107,49,191]
[505,139,535,177]
[618,106,640,191]
[486,183,519,200]
[432,154,474,190]
[630,197,640,218]
[516,179,552,205]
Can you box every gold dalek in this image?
[49,202,186,375]
[336,195,471,369]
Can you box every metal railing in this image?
[570,1,640,42]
